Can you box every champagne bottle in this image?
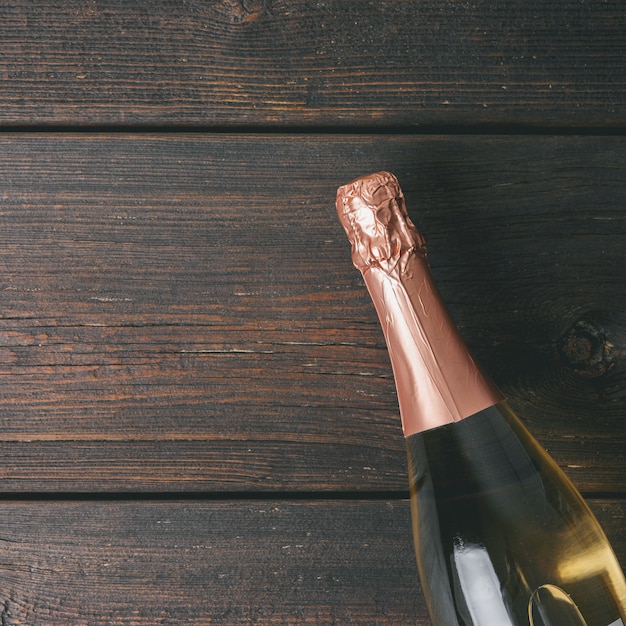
[336,171,626,626]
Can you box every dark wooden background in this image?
[0,1,624,624]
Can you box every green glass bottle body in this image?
[336,171,626,626]
[407,402,626,625]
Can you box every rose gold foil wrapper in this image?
[337,172,503,436]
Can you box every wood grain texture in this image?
[0,498,623,625]
[0,0,624,128]
[1,1,624,623]
[0,134,624,493]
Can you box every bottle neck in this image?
[363,249,502,436]
[336,171,502,437]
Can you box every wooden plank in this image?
[0,499,424,625]
[0,134,624,492]
[0,498,623,624]
[0,1,624,128]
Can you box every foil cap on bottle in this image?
[336,171,426,274]
[336,171,503,436]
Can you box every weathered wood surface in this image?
[0,0,624,128]
[0,134,624,494]
[0,498,622,625]
[1,0,625,623]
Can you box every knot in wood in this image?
[557,313,614,378]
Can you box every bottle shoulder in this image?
[406,402,581,505]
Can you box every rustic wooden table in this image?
[0,1,624,624]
